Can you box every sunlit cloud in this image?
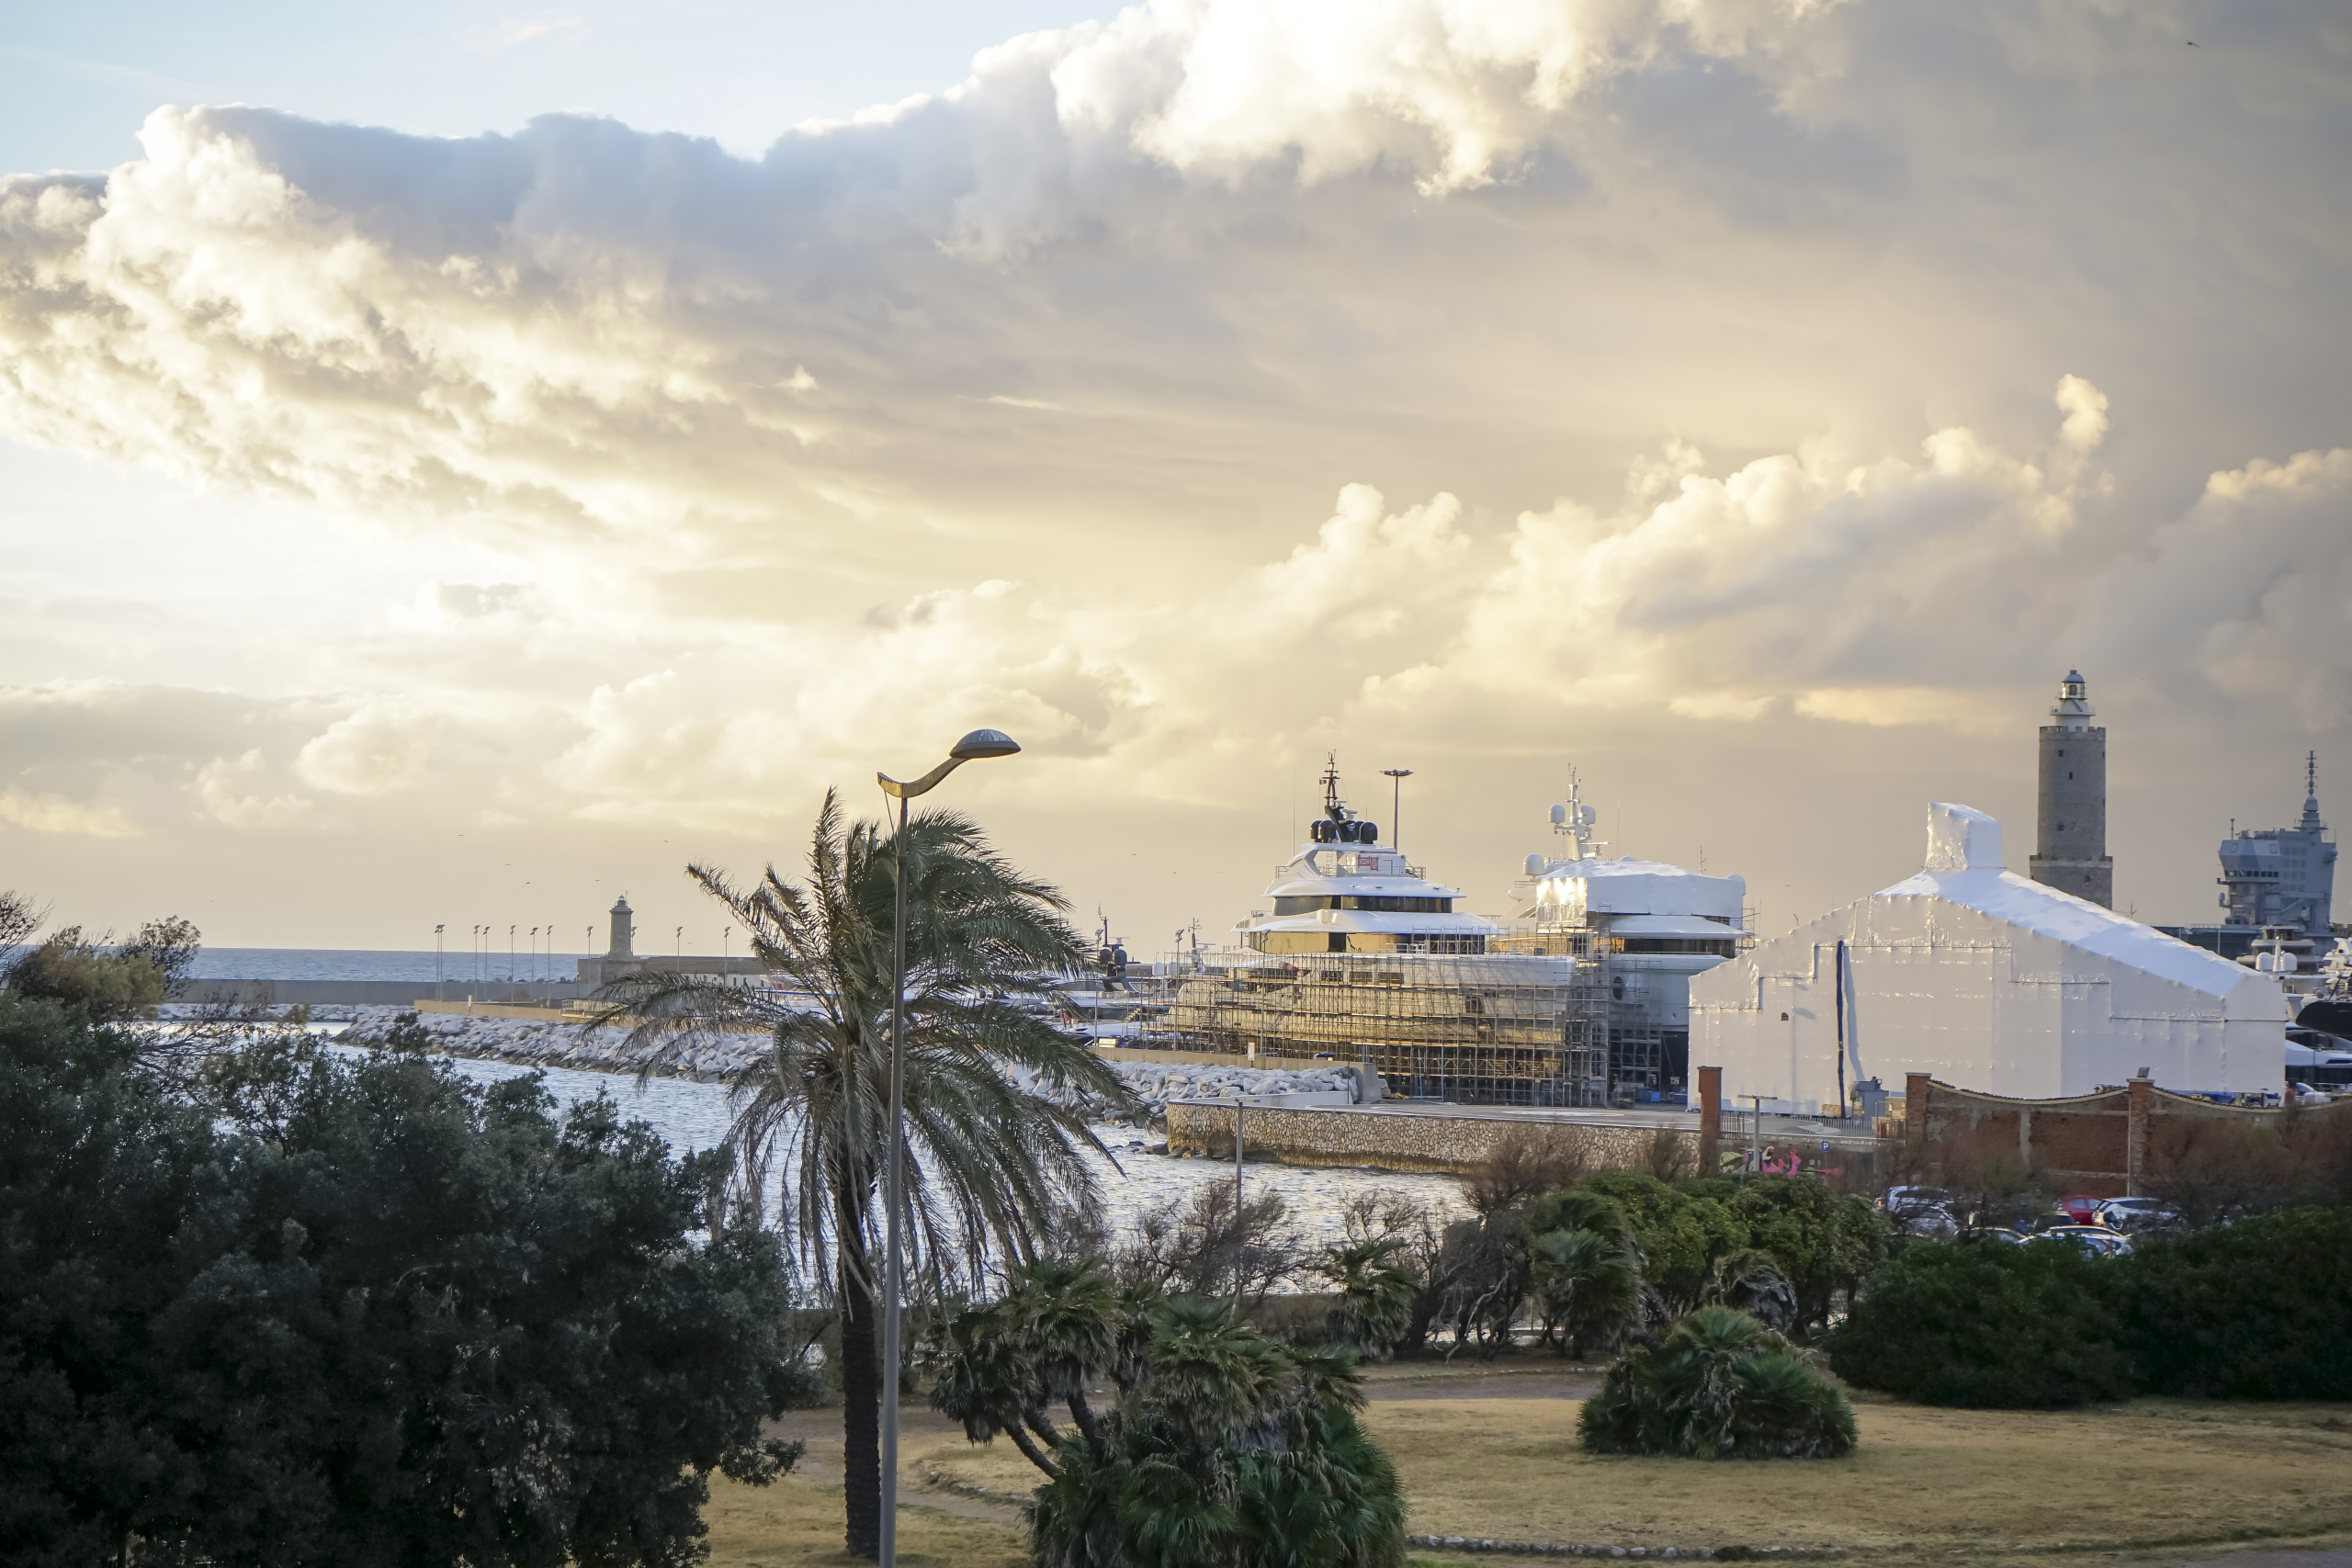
[0,0,2347,940]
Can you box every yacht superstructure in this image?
[1492,771,1748,1101]
[1160,761,1610,1105]
[1233,761,1499,957]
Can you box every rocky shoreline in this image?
[332,1006,1363,1117]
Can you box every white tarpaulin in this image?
[1690,804,2285,1108]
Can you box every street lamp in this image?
[1381,768,1413,850]
[875,727,1021,1567]
[435,924,445,1000]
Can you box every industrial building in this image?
[1690,802,2285,1110]
[2159,753,2338,966]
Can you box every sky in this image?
[2,0,2349,956]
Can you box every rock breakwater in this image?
[336,1008,1362,1117]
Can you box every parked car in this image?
[1879,1185,1954,1213]
[2094,1197,2182,1234]
[1888,1202,1959,1239]
[1956,1222,2031,1250]
[2052,1194,2109,1226]
[2028,1225,2133,1258]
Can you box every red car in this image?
[2052,1194,2109,1226]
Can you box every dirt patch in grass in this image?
[922,1395,2352,1559]
[700,1472,1027,1568]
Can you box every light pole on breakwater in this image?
[874,726,1022,1568]
[1382,768,1413,851]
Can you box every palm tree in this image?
[1316,1238,1417,1360]
[593,790,1136,1559]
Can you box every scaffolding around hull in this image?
[1154,948,1611,1106]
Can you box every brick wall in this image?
[1907,1075,2275,1197]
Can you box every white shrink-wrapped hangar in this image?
[1690,804,2285,1111]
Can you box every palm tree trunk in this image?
[1066,1391,1108,1456]
[1007,1422,1063,1478]
[840,1213,883,1559]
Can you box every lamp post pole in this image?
[1382,768,1413,851]
[435,924,445,1000]
[874,728,1023,1568]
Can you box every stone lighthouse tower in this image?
[607,895,636,960]
[2029,671,2113,908]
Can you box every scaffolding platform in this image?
[1145,947,1611,1106]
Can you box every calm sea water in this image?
[195,947,582,984]
[338,1043,1471,1247]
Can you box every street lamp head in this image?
[882,728,1023,798]
[950,728,1022,761]
[1382,768,1414,779]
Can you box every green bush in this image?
[1727,1177,1891,1337]
[1828,1238,2132,1407]
[1580,1306,1856,1460]
[1571,1171,1748,1313]
[0,999,801,1568]
[2120,1206,2352,1400]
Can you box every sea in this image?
[193,947,574,985]
[322,1039,1470,1246]
[196,950,1475,1239]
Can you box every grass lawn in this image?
[918,1393,2352,1561]
[699,1473,1028,1568]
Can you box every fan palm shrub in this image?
[1529,1227,1642,1359]
[1580,1305,1856,1460]
[930,1277,1407,1567]
[1036,1295,1407,1568]
[593,790,1136,1559]
[1316,1237,1417,1360]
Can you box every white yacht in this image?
[1164,761,1609,1104]
[1231,760,1500,957]
[1497,772,1747,1103]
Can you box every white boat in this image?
[1231,759,1499,957]
[1163,760,1609,1105]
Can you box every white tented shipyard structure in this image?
[1690,803,2285,1110]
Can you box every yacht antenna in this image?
[1320,753,1351,822]
[1555,766,1604,860]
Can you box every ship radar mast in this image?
[1306,754,1381,845]
[1547,767,1605,862]
[1320,751,1352,825]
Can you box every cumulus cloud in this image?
[2,0,2349,938]
[0,788,139,838]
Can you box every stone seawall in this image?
[1167,1101,1702,1176]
